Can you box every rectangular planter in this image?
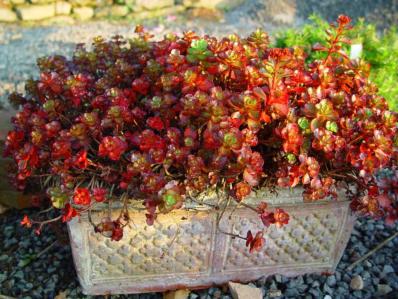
[67,188,355,295]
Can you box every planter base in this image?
[68,193,355,295]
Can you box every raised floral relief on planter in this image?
[4,15,397,272]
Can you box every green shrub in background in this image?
[274,15,398,111]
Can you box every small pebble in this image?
[268,289,282,298]
[326,275,336,287]
[376,284,393,296]
[382,265,395,275]
[350,275,364,290]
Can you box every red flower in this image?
[147,116,164,131]
[62,203,78,222]
[274,208,290,227]
[21,215,32,228]
[246,230,265,253]
[93,188,107,202]
[73,188,91,205]
[98,136,127,161]
[74,150,88,169]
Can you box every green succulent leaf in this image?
[298,117,310,130]
[326,120,338,133]
[187,39,211,62]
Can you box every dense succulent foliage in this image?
[275,15,398,111]
[5,16,398,250]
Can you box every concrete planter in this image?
[67,188,355,295]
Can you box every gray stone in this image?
[0,7,18,22]
[374,254,385,265]
[322,283,333,294]
[308,288,320,297]
[268,289,282,298]
[73,6,94,20]
[382,265,395,274]
[284,288,299,297]
[0,272,7,283]
[15,4,55,20]
[336,286,347,294]
[0,254,9,262]
[363,260,372,268]
[352,290,363,298]
[326,275,336,287]
[135,0,173,10]
[14,270,24,279]
[376,284,392,296]
[343,273,351,283]
[362,271,370,280]
[274,274,282,283]
[55,1,72,15]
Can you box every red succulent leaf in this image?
[62,203,78,222]
[246,230,253,247]
[147,116,164,131]
[21,215,32,228]
[246,231,265,253]
[111,222,124,241]
[92,188,107,202]
[73,188,91,205]
[274,208,290,227]
[98,136,127,161]
[235,182,252,200]
[74,150,88,169]
[260,211,275,227]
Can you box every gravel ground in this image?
[1,208,397,299]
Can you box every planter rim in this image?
[85,186,349,212]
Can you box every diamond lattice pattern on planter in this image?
[88,212,215,280]
[221,208,342,272]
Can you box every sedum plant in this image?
[5,16,398,252]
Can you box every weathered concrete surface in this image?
[67,190,355,295]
